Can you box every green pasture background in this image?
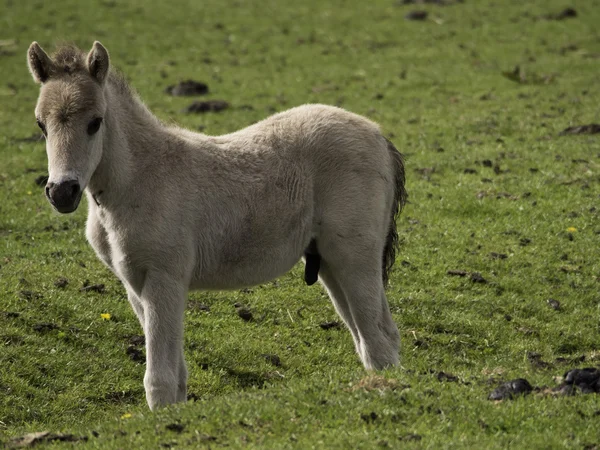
[0,0,599,448]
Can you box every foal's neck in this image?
[88,76,166,201]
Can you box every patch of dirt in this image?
[319,320,341,330]
[547,298,561,310]
[398,0,457,4]
[470,272,487,283]
[527,352,552,369]
[235,304,253,321]
[405,10,428,20]
[501,66,555,85]
[54,277,68,288]
[126,345,146,363]
[351,374,404,392]
[436,371,459,382]
[8,431,87,447]
[32,323,57,333]
[447,269,467,277]
[184,100,229,113]
[188,300,210,312]
[262,354,282,367]
[399,433,422,442]
[360,411,378,423]
[19,290,42,300]
[446,270,487,283]
[80,281,105,293]
[165,80,208,96]
[559,124,600,136]
[165,423,185,433]
[126,335,145,346]
[542,8,577,20]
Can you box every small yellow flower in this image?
[100,313,111,320]
[567,227,577,233]
[121,413,132,419]
[27,191,32,195]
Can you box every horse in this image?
[27,41,407,410]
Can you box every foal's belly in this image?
[189,243,304,291]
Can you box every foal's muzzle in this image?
[45,180,82,213]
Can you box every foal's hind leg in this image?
[317,261,361,354]
[321,251,400,370]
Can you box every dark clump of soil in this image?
[54,277,69,288]
[399,0,454,4]
[488,378,533,400]
[165,80,208,96]
[19,290,42,300]
[447,269,468,277]
[400,433,422,442]
[262,354,282,367]
[470,272,487,283]
[126,345,146,364]
[360,411,378,423]
[405,10,428,20]
[34,174,48,187]
[80,281,105,293]
[559,124,600,136]
[188,301,210,312]
[165,423,185,433]
[33,322,58,333]
[553,8,577,20]
[184,100,229,113]
[126,335,145,346]
[235,304,253,322]
[547,298,561,310]
[320,320,342,330]
[527,351,552,369]
[437,371,459,382]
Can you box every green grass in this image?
[1,0,600,448]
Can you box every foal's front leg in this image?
[138,271,188,410]
[126,288,146,333]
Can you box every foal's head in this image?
[27,42,110,213]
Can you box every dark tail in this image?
[382,138,408,287]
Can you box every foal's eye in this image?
[87,117,103,136]
[36,119,47,137]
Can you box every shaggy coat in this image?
[27,41,407,410]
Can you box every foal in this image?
[27,41,407,410]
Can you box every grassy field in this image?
[1,0,600,448]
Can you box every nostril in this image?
[45,183,54,198]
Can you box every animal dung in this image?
[184,100,229,113]
[165,80,209,96]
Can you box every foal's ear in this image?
[86,41,110,84]
[27,42,55,84]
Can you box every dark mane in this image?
[50,43,133,96]
[51,44,86,75]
